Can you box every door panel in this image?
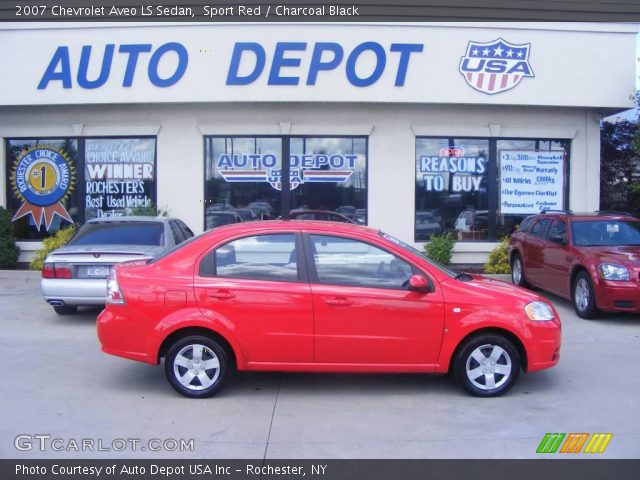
[195,233,313,363]
[307,234,445,366]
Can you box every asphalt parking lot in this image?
[1,270,639,459]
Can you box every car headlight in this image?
[525,301,555,321]
[598,263,630,281]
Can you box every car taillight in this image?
[42,263,73,279]
[42,263,56,278]
[106,268,125,304]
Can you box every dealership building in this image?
[0,22,636,264]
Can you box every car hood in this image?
[51,244,164,257]
[445,274,543,304]
[583,245,640,264]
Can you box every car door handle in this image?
[207,290,235,300]
[324,297,352,306]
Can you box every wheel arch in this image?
[447,327,528,373]
[569,265,590,297]
[157,327,238,369]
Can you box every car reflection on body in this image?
[41,216,194,315]
[98,220,561,398]
[205,211,243,229]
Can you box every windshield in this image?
[571,220,640,247]
[378,231,461,279]
[70,222,165,246]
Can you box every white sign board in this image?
[499,150,564,214]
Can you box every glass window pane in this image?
[71,222,164,246]
[205,137,282,229]
[496,139,569,238]
[214,234,298,281]
[415,138,489,241]
[84,138,156,220]
[310,235,413,289]
[5,138,80,240]
[290,137,367,225]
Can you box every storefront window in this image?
[205,137,283,229]
[290,137,367,223]
[5,138,80,240]
[204,136,368,229]
[84,138,156,220]
[415,137,569,242]
[5,137,158,240]
[415,138,489,241]
[496,139,569,238]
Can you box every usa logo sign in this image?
[459,38,534,95]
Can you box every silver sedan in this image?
[41,216,194,314]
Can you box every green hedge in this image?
[30,225,77,271]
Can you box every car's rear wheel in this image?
[573,271,599,319]
[164,335,229,398]
[53,305,78,315]
[510,253,529,287]
[454,334,521,397]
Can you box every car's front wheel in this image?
[573,271,599,319]
[454,334,521,397]
[164,335,230,398]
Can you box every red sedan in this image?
[98,221,561,398]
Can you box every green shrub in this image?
[30,225,77,271]
[0,206,20,268]
[484,236,511,274]
[129,203,170,217]
[424,232,455,265]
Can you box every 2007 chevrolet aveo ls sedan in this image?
[98,221,561,398]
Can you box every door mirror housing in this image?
[549,232,565,244]
[408,274,431,292]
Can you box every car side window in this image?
[169,221,185,245]
[530,218,552,238]
[519,216,535,233]
[199,234,298,282]
[178,221,194,240]
[309,235,414,289]
[547,220,566,244]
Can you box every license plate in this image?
[86,266,110,277]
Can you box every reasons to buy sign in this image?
[499,150,564,214]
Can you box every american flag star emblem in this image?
[459,38,534,95]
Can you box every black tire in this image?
[53,305,78,315]
[573,271,599,319]
[454,334,521,397]
[164,335,229,398]
[510,253,529,288]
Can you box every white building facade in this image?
[0,22,636,263]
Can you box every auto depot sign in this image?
[0,23,635,107]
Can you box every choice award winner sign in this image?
[11,147,75,231]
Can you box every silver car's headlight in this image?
[525,301,555,321]
[598,263,630,281]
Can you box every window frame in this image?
[5,135,158,241]
[203,135,369,231]
[197,232,309,283]
[414,136,571,243]
[302,233,427,291]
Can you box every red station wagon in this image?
[509,211,640,318]
[98,221,561,398]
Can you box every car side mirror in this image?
[549,232,565,244]
[408,274,431,293]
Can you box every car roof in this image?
[203,219,378,236]
[85,216,175,223]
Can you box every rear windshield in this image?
[571,220,640,246]
[70,222,165,246]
